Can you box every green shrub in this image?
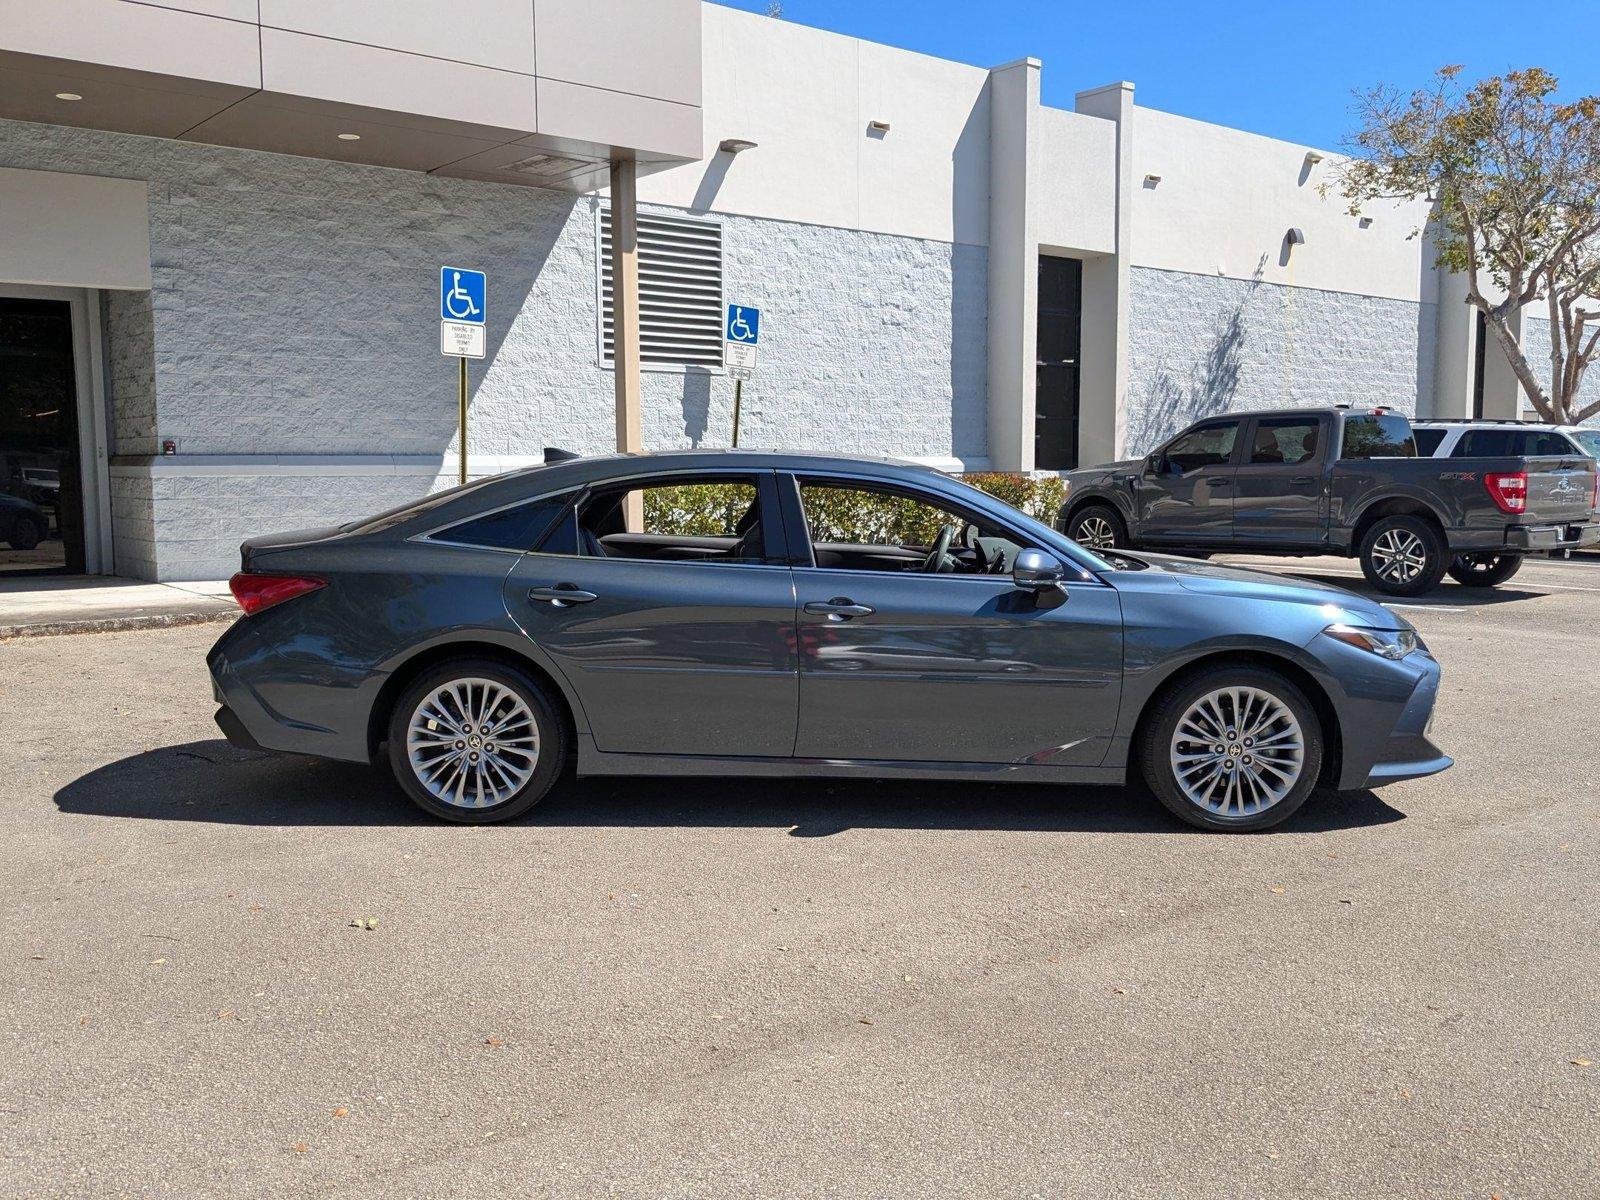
[640,473,1065,543]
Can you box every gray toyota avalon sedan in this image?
[208,450,1450,832]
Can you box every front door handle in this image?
[803,598,875,620]
[1289,476,1316,486]
[528,584,598,607]
[1205,476,1232,487]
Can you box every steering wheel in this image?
[923,524,957,573]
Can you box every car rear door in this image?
[781,472,1124,767]
[1231,414,1330,546]
[1135,418,1242,545]
[502,470,799,759]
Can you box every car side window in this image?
[562,475,777,565]
[432,492,576,551]
[1164,422,1240,473]
[796,479,1034,576]
[1412,428,1446,455]
[1245,418,1320,466]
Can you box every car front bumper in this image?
[1351,649,1451,789]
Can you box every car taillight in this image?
[1484,471,1527,515]
[229,572,325,615]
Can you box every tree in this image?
[1338,67,1600,424]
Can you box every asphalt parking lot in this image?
[4,554,1598,1199]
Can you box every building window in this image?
[597,207,725,370]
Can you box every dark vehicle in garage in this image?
[1058,407,1599,595]
[210,450,1449,832]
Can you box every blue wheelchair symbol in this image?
[726,304,760,345]
[440,267,486,324]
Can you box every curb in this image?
[0,608,238,640]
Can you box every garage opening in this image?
[1,297,84,575]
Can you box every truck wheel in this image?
[1446,552,1523,588]
[1066,504,1128,552]
[1358,515,1448,597]
[1139,665,1323,832]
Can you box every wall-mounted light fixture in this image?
[1358,216,1374,229]
[718,138,758,155]
[1143,173,1162,187]
[1303,150,1325,166]
[867,120,891,134]
[1285,227,1306,246]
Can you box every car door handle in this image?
[1206,477,1231,486]
[528,584,598,607]
[1289,476,1316,485]
[803,599,874,620]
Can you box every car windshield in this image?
[1570,429,1600,458]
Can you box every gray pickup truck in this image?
[1057,406,1599,595]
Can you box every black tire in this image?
[7,516,43,551]
[1139,666,1324,833]
[1066,503,1128,552]
[1357,514,1449,597]
[386,657,567,825]
[1446,552,1523,588]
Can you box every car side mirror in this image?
[1146,454,1180,477]
[1013,548,1066,592]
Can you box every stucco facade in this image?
[0,1,1568,580]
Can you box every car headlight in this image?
[1323,623,1418,660]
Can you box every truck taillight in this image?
[1484,471,1528,515]
[229,572,325,615]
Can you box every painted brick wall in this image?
[1124,267,1436,454]
[0,119,985,578]
[1520,317,1600,427]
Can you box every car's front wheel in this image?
[1139,667,1324,832]
[386,658,567,824]
[1446,552,1523,588]
[7,515,43,551]
[1065,503,1128,552]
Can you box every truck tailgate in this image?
[1521,457,1598,525]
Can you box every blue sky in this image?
[711,1,1599,150]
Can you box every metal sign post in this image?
[724,304,760,448]
[440,266,487,486]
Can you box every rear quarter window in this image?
[430,492,576,551]
[1453,429,1575,457]
[1340,415,1416,460]
[1412,428,1447,455]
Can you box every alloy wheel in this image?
[405,677,541,809]
[1169,686,1304,817]
[1075,514,1116,550]
[1369,528,1428,585]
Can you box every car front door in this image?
[1135,418,1242,545]
[502,470,799,758]
[1231,414,1329,546]
[782,473,1124,766]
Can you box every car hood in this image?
[1066,459,1141,484]
[1109,551,1404,629]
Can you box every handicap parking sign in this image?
[726,304,760,345]
[440,267,486,325]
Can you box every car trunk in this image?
[1521,456,1598,525]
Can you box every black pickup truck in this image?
[1057,407,1599,595]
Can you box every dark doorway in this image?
[1,298,83,575]
[1471,311,1487,420]
[1035,256,1082,470]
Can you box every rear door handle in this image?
[528,584,598,607]
[803,599,874,620]
[1289,476,1316,485]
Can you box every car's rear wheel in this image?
[1357,514,1449,596]
[1066,503,1128,552]
[386,658,566,824]
[1139,666,1324,832]
[1446,552,1523,588]
[7,515,43,551]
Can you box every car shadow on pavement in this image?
[1265,571,1546,606]
[54,739,1407,837]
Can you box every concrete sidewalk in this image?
[0,576,237,638]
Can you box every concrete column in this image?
[609,158,643,455]
[1482,307,1525,419]
[609,158,643,529]
[1074,81,1134,465]
[1430,265,1475,419]
[985,58,1041,473]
